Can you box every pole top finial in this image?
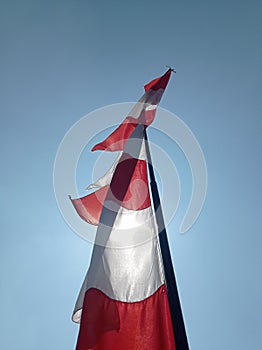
[165,65,176,73]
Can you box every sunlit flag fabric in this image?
[70,69,176,350]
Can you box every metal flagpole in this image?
[144,130,190,350]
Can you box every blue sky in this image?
[1,1,261,349]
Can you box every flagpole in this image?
[144,130,190,350]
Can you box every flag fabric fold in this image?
[70,141,149,226]
[91,69,171,152]
[70,69,176,350]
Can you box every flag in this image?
[71,69,176,350]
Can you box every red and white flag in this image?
[71,69,176,350]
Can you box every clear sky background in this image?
[1,1,261,349]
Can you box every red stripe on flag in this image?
[76,285,176,350]
[92,71,171,153]
[144,69,172,91]
[70,186,108,225]
[70,158,150,225]
[109,154,150,208]
[92,117,137,152]
[91,109,157,152]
